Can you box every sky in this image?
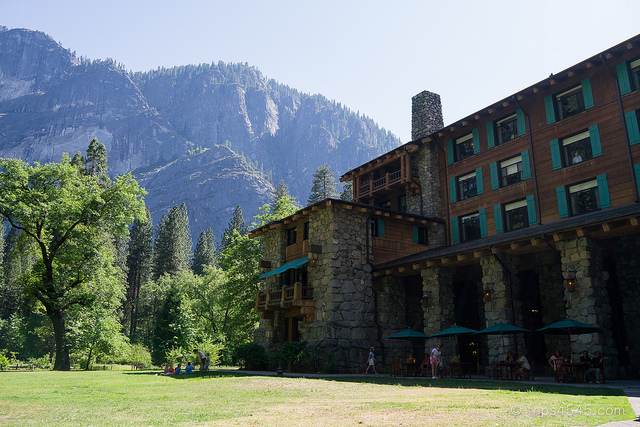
[1,0,640,142]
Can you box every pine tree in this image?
[219,206,248,253]
[85,137,108,178]
[153,203,192,280]
[272,179,290,205]
[340,181,353,201]
[125,208,154,339]
[307,164,338,205]
[192,227,216,275]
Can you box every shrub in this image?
[232,342,268,370]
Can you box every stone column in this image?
[378,275,407,362]
[411,91,444,141]
[615,234,640,376]
[557,237,617,369]
[480,254,523,363]
[422,266,455,363]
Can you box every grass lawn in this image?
[0,369,633,426]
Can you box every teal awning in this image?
[259,257,309,279]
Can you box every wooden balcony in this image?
[285,240,309,262]
[358,169,403,197]
[255,282,315,323]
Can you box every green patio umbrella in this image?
[474,322,531,360]
[431,325,478,359]
[387,328,431,340]
[536,318,600,362]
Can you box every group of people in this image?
[366,344,443,379]
[549,349,607,383]
[158,349,211,376]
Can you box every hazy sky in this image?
[1,0,640,142]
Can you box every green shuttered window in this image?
[617,61,632,95]
[550,139,562,170]
[451,217,459,244]
[521,150,531,180]
[446,139,454,164]
[589,125,602,157]
[597,174,611,208]
[556,186,569,218]
[526,195,537,226]
[490,162,499,190]
[479,209,487,238]
[625,111,640,145]
[472,128,480,154]
[449,177,457,203]
[582,78,594,109]
[635,164,640,192]
[412,226,419,243]
[516,109,526,136]
[486,121,495,148]
[378,219,385,237]
[476,167,484,195]
[493,204,503,234]
[544,95,556,124]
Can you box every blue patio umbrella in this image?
[474,323,531,360]
[536,318,600,362]
[431,325,478,358]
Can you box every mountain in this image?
[0,27,401,241]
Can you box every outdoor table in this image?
[495,362,519,380]
[402,361,420,377]
[449,362,470,379]
[564,362,589,383]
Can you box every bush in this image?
[281,341,308,370]
[28,355,51,370]
[232,342,268,370]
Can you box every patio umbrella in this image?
[431,325,478,359]
[474,322,531,360]
[386,328,431,360]
[536,318,600,362]
[386,328,431,340]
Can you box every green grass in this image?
[0,370,633,426]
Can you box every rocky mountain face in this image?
[0,28,401,242]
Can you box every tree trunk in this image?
[49,309,71,371]
[85,347,93,371]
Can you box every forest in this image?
[0,140,344,371]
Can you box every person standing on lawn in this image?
[193,349,206,372]
[365,347,378,375]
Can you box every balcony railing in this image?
[255,282,314,311]
[358,169,403,197]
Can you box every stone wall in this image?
[615,233,640,376]
[377,275,409,363]
[480,254,524,363]
[422,266,456,364]
[411,90,444,141]
[301,206,377,373]
[556,237,617,375]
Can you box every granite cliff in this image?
[0,27,401,240]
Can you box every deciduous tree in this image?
[0,151,145,370]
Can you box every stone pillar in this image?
[480,254,523,363]
[556,237,617,369]
[422,266,455,363]
[535,251,565,357]
[615,234,640,376]
[377,275,408,362]
[411,91,444,141]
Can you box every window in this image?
[495,195,536,233]
[499,156,523,187]
[303,222,309,240]
[557,175,611,218]
[556,85,585,120]
[370,219,384,237]
[544,79,594,124]
[550,125,602,170]
[413,226,428,245]
[503,200,529,232]
[287,227,297,246]
[617,58,640,94]
[631,59,640,91]
[397,195,407,213]
[455,133,474,161]
[561,131,592,166]
[569,180,600,216]
[457,171,477,200]
[496,113,518,144]
[624,110,640,145]
[460,213,481,242]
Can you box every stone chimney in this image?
[411,91,443,141]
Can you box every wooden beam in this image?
[474,114,481,120]
[517,95,525,101]
[509,242,522,251]
[462,120,469,126]
[398,266,407,273]
[343,204,353,210]
[532,87,539,93]
[456,253,471,262]
[487,108,495,114]
[502,101,510,107]
[412,263,425,270]
[629,217,639,227]
[530,237,543,246]
[491,246,501,255]
[373,271,385,278]
[605,52,614,59]
[585,62,593,68]
[602,223,612,232]
[627,43,634,50]
[473,249,488,258]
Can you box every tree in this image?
[219,206,248,253]
[272,179,290,205]
[192,228,216,275]
[85,137,108,177]
[153,203,192,280]
[307,164,338,205]
[0,151,146,370]
[124,208,154,340]
[340,181,353,201]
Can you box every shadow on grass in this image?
[127,369,627,398]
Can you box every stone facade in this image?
[411,91,444,141]
[422,267,456,362]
